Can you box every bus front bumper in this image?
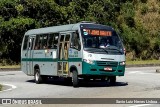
[82,61,125,76]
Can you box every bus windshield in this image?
[80,25,124,55]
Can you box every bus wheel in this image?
[34,69,42,84]
[109,76,116,85]
[72,70,79,88]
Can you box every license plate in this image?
[104,67,112,71]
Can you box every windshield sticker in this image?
[69,49,72,54]
[84,32,88,35]
[83,29,88,35]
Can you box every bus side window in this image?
[48,34,54,49]
[41,34,48,49]
[23,36,29,50]
[54,35,58,48]
[39,35,43,49]
[28,38,32,49]
[31,38,35,50]
[71,32,81,50]
[35,35,40,50]
[48,33,58,49]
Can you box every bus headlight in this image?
[83,59,95,64]
[119,61,125,65]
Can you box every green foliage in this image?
[0,17,37,62]
[0,0,159,62]
[0,84,2,91]
[141,4,148,15]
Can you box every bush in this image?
[0,84,2,91]
[141,0,148,3]
[141,4,148,15]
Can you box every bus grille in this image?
[96,61,118,67]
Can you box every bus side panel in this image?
[33,62,57,76]
[68,48,82,75]
[21,35,35,76]
[32,49,57,76]
[21,35,27,75]
[69,62,82,75]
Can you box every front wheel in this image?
[72,70,79,88]
[34,69,42,84]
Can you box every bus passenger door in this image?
[26,36,35,75]
[58,33,70,76]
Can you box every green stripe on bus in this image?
[21,58,56,62]
[21,58,82,62]
[68,58,82,62]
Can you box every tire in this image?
[109,76,116,85]
[72,70,79,88]
[34,69,42,84]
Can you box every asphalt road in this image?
[0,66,160,107]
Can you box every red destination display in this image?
[85,29,112,36]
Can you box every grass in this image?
[0,64,20,69]
[0,84,2,91]
[126,60,160,65]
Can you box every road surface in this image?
[0,66,160,107]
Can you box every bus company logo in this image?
[69,49,72,53]
[2,99,12,104]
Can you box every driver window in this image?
[71,32,81,50]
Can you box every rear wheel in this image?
[109,76,116,85]
[34,69,42,84]
[72,70,79,88]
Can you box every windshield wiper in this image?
[100,48,108,54]
[84,48,108,54]
[105,46,123,54]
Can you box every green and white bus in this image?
[21,22,125,87]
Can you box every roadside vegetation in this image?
[0,64,20,68]
[0,84,2,91]
[0,0,160,64]
[126,60,160,66]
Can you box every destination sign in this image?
[84,29,112,36]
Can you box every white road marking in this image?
[129,104,152,107]
[0,83,17,92]
[127,71,141,74]
[127,71,159,75]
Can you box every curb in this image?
[0,84,17,92]
[1,84,10,91]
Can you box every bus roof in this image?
[25,23,79,35]
[24,22,113,35]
